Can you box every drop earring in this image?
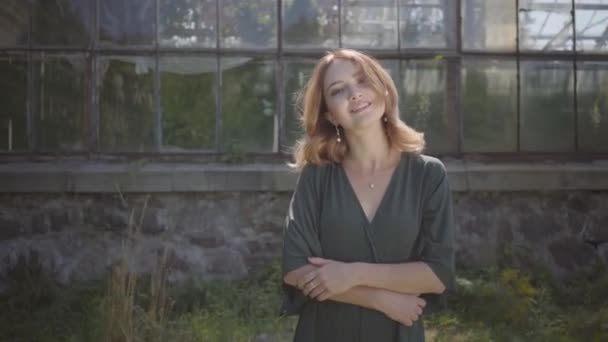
[335,125,341,143]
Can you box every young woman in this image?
[281,49,455,342]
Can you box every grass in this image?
[1,253,607,342]
[426,265,608,342]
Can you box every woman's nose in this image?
[350,91,363,101]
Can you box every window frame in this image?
[0,0,607,161]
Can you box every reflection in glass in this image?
[462,59,517,152]
[283,60,315,151]
[577,62,608,151]
[462,0,516,51]
[400,59,452,152]
[575,1,608,53]
[222,58,276,152]
[159,0,216,48]
[520,61,574,151]
[221,0,276,48]
[0,55,27,151]
[100,0,155,46]
[32,54,87,151]
[99,56,155,152]
[283,0,339,49]
[0,0,29,46]
[400,0,456,48]
[379,59,400,86]
[519,0,573,51]
[161,57,216,151]
[32,0,92,46]
[342,0,398,48]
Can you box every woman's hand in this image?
[296,257,355,301]
[376,292,426,327]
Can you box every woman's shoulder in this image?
[296,161,335,185]
[405,153,450,200]
[406,153,447,176]
[299,161,333,175]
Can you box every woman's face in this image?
[322,59,386,131]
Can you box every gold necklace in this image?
[366,153,398,190]
[347,151,395,190]
[367,168,381,190]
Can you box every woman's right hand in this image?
[375,291,426,327]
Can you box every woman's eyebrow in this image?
[326,80,343,92]
[326,71,365,92]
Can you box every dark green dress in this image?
[281,152,456,342]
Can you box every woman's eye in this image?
[330,88,343,96]
[357,77,366,84]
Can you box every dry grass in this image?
[103,196,174,342]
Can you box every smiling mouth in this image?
[350,102,371,114]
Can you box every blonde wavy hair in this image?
[291,49,425,170]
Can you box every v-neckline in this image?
[339,152,404,226]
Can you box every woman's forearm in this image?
[328,285,385,310]
[285,265,384,311]
[350,261,445,295]
[284,260,443,308]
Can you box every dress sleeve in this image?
[280,164,324,316]
[416,159,456,313]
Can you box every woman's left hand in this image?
[296,257,355,301]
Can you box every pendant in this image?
[368,183,375,189]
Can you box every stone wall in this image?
[0,191,607,290]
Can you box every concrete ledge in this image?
[446,160,608,191]
[0,160,608,193]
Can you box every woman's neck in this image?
[343,124,395,172]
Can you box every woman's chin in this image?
[348,112,384,131]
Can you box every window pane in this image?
[400,59,452,152]
[379,59,400,83]
[159,0,217,48]
[520,60,575,152]
[400,0,456,49]
[343,0,398,48]
[161,57,216,151]
[100,0,155,46]
[99,56,155,152]
[32,54,87,151]
[577,61,608,152]
[222,58,276,152]
[575,1,608,53]
[283,60,315,152]
[462,59,517,152]
[0,1,29,46]
[462,0,516,51]
[0,54,27,151]
[519,0,574,51]
[221,0,276,48]
[32,0,92,46]
[283,0,339,49]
